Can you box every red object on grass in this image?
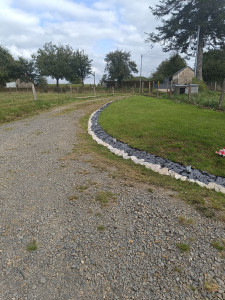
[216,147,225,156]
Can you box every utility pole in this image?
[139,54,143,93]
[194,25,200,77]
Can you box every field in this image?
[99,96,225,177]
[0,91,121,124]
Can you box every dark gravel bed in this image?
[90,102,225,189]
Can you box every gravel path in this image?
[0,102,224,300]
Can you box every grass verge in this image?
[98,96,225,177]
[0,92,126,124]
[77,97,225,221]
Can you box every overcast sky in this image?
[0,0,195,84]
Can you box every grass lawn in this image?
[98,96,225,177]
[0,92,123,124]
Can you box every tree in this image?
[104,50,138,87]
[33,42,73,87]
[17,57,38,83]
[203,49,225,83]
[0,45,18,86]
[151,53,187,82]
[146,0,225,81]
[66,50,92,85]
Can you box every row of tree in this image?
[1,43,225,88]
[0,42,93,87]
[0,43,139,88]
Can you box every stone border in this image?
[88,101,225,194]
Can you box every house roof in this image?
[172,66,194,76]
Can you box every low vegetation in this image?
[177,216,194,226]
[99,96,225,177]
[176,243,190,253]
[0,91,125,124]
[96,191,115,207]
[27,240,37,251]
[211,240,225,251]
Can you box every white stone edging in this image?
[88,109,225,195]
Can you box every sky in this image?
[0,0,195,84]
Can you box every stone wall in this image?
[172,67,194,85]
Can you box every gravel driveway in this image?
[0,101,224,300]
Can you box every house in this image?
[172,66,194,85]
[16,79,33,88]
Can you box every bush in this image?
[192,77,207,92]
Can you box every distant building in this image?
[16,79,33,88]
[172,67,194,85]
[173,84,199,95]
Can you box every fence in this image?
[207,82,223,92]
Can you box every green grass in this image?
[174,90,225,110]
[97,225,105,231]
[27,240,37,251]
[176,243,190,253]
[0,92,128,124]
[152,89,224,110]
[177,216,194,226]
[96,191,115,207]
[98,96,225,177]
[211,240,224,251]
[0,92,77,123]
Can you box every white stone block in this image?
[181,176,187,182]
[151,165,161,172]
[195,180,206,188]
[219,187,225,194]
[189,179,195,183]
[158,168,170,175]
[206,182,215,190]
[175,174,182,180]
[214,184,221,193]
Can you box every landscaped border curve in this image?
[88,100,225,194]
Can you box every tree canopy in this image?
[151,53,187,83]
[33,42,93,86]
[66,50,92,85]
[17,57,38,83]
[33,42,73,87]
[0,45,18,86]
[146,0,225,80]
[104,50,138,87]
[203,49,225,83]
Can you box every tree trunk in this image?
[219,79,225,110]
[56,78,59,87]
[196,36,203,81]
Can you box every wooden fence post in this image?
[170,82,172,98]
[70,84,72,98]
[157,81,159,98]
[188,83,192,101]
[219,79,225,110]
[148,81,151,94]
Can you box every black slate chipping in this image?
[91,102,225,189]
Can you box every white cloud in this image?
[0,0,194,84]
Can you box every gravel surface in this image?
[0,102,224,300]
